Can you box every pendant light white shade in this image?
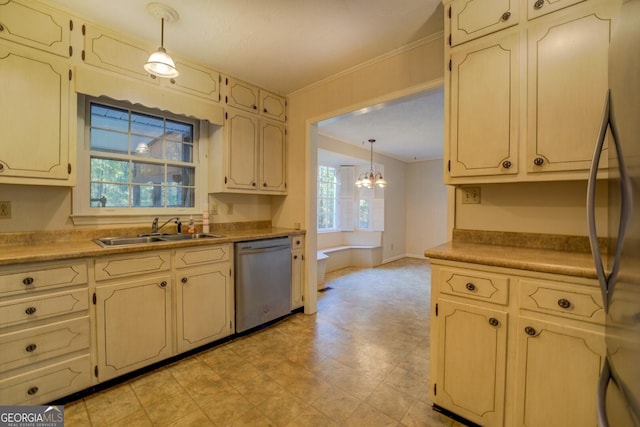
[144,3,180,79]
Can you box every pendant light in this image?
[144,3,180,79]
[355,139,387,189]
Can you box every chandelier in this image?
[355,139,387,188]
[144,3,180,79]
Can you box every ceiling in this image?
[45,0,445,162]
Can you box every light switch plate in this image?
[0,201,11,219]
[461,187,481,204]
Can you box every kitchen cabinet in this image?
[175,244,234,353]
[449,31,519,178]
[526,0,586,20]
[449,0,519,46]
[444,0,618,184]
[210,107,287,194]
[0,259,91,404]
[291,236,305,309]
[0,0,73,58]
[0,38,75,186]
[429,259,605,426]
[94,252,172,382]
[82,23,221,101]
[224,76,286,122]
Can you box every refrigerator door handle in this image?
[597,357,612,427]
[588,90,611,309]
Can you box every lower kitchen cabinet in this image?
[429,260,605,427]
[434,300,508,427]
[95,275,173,382]
[514,316,605,427]
[175,244,234,353]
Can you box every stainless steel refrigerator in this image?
[588,1,640,425]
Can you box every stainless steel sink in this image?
[94,233,225,247]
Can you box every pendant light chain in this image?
[355,139,387,189]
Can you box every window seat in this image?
[317,244,382,274]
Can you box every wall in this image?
[406,159,449,257]
[0,184,73,232]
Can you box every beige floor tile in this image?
[344,402,398,427]
[105,409,153,427]
[285,405,339,427]
[401,400,454,427]
[63,400,90,426]
[225,407,277,427]
[311,386,361,422]
[199,388,255,425]
[130,368,185,407]
[384,366,428,398]
[367,383,416,421]
[162,408,215,427]
[257,389,308,426]
[84,384,143,427]
[230,373,288,406]
[142,391,200,425]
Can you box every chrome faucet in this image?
[151,217,181,234]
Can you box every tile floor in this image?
[64,258,462,426]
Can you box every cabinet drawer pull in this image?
[27,386,39,396]
[263,182,267,187]
[502,160,512,169]
[534,0,544,10]
[294,255,298,260]
[252,104,257,110]
[524,326,537,336]
[252,182,257,187]
[0,24,4,32]
[488,317,500,327]
[25,306,37,315]
[23,277,35,286]
[557,298,572,309]
[0,164,4,172]
[465,282,476,292]
[181,277,188,284]
[501,11,511,21]
[263,108,268,113]
[534,157,545,166]
[25,344,37,353]
[159,281,167,288]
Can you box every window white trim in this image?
[71,95,208,225]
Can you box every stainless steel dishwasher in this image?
[235,237,291,333]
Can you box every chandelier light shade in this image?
[355,139,387,189]
[144,3,180,79]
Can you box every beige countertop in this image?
[0,227,305,267]
[425,231,599,279]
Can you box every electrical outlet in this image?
[211,203,218,215]
[461,187,481,204]
[226,203,234,215]
[0,201,11,219]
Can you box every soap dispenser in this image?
[187,216,195,234]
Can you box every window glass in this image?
[317,165,338,231]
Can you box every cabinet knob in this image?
[534,0,544,10]
[252,182,257,187]
[533,157,545,166]
[27,386,39,396]
[501,11,511,21]
[159,281,167,288]
[296,240,301,245]
[25,344,37,353]
[23,277,35,286]
[25,306,37,315]
[0,24,4,32]
[252,104,257,110]
[294,255,298,260]
[263,182,267,187]
[263,108,268,113]
[524,326,537,336]
[465,282,476,292]
[181,277,188,284]
[170,78,176,84]
[557,298,571,309]
[488,317,500,327]
[502,160,512,169]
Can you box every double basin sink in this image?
[95,233,225,247]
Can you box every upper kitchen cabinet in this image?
[0,0,73,58]
[448,0,519,46]
[0,39,75,186]
[527,0,586,20]
[223,76,287,122]
[443,0,618,184]
[82,23,220,102]
[449,31,519,178]
[260,119,287,192]
[526,2,615,174]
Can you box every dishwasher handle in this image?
[237,244,290,255]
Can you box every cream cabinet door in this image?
[527,0,587,20]
[95,276,172,381]
[526,3,615,173]
[449,32,519,178]
[0,39,72,184]
[224,76,260,113]
[260,90,286,122]
[225,108,259,190]
[514,316,605,427]
[0,0,72,58]
[260,119,286,193]
[449,0,519,46]
[434,299,507,426]
[176,263,233,353]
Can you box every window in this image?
[87,100,196,209]
[317,165,338,231]
[358,188,372,229]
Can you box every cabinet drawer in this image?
[0,261,88,297]
[0,317,90,373]
[439,267,510,305]
[175,244,231,268]
[0,354,91,405]
[291,235,305,250]
[527,0,586,20]
[519,279,604,324]
[94,252,170,281]
[0,289,89,328]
